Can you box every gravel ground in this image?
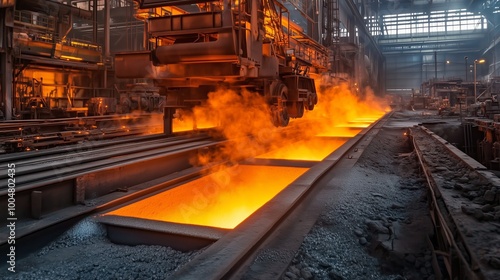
[282,113,436,280]
[2,110,484,280]
[0,218,202,279]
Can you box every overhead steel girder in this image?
[378,31,487,54]
[137,0,219,8]
[380,41,485,54]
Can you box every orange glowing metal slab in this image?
[341,123,371,128]
[173,119,195,132]
[346,118,380,127]
[106,165,308,229]
[257,138,347,161]
[346,115,382,126]
[173,118,216,132]
[316,126,362,137]
[352,117,381,122]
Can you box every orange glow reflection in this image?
[342,123,370,128]
[106,165,308,229]
[301,123,362,137]
[257,137,347,161]
[300,80,389,136]
[173,109,216,132]
[173,118,194,132]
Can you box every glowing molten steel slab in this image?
[342,124,370,128]
[257,137,348,161]
[316,126,362,137]
[106,165,308,229]
[345,116,384,128]
[173,118,216,132]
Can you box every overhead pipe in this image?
[1,7,13,120]
[138,0,216,8]
[103,0,110,89]
[104,0,110,58]
[93,0,97,43]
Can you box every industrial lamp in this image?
[464,56,468,81]
[474,59,485,103]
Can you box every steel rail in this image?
[0,137,168,168]
[0,125,161,153]
[0,133,165,163]
[0,113,159,130]
[0,135,215,190]
[13,140,215,190]
[411,127,481,280]
[0,135,205,173]
[0,114,163,153]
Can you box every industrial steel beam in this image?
[1,7,13,120]
[137,0,215,8]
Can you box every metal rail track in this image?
[0,126,164,153]
[0,113,158,133]
[412,131,478,280]
[0,134,213,189]
[0,133,195,168]
[0,113,164,152]
[0,133,165,163]
[410,126,500,280]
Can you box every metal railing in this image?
[14,10,56,31]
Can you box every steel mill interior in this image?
[1,0,500,279]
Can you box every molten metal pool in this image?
[105,165,308,229]
[100,165,307,250]
[256,137,348,161]
[172,116,216,132]
[315,126,362,137]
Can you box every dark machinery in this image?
[115,0,330,127]
[5,1,102,120]
[87,84,165,116]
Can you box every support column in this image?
[103,0,110,89]
[163,107,175,135]
[1,7,14,120]
[92,0,98,43]
[1,50,13,120]
[104,0,110,58]
[434,51,437,80]
[143,21,148,50]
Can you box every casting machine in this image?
[115,0,330,128]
